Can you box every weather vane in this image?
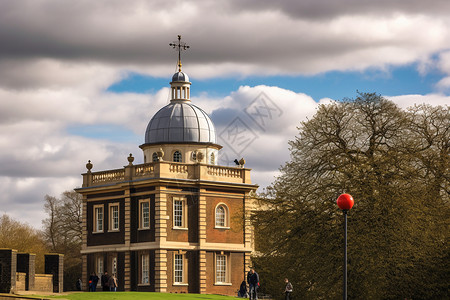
[169,35,190,71]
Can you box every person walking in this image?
[284,278,293,300]
[76,278,82,291]
[101,271,110,291]
[108,273,118,291]
[248,269,259,300]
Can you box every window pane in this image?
[173,151,182,162]
[95,207,103,231]
[216,206,225,227]
[142,254,149,284]
[216,255,226,283]
[174,254,183,283]
[141,202,150,228]
[210,153,215,164]
[111,205,119,230]
[174,200,183,227]
[152,152,158,162]
[97,257,103,275]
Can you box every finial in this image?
[86,160,93,172]
[128,153,134,165]
[169,35,190,72]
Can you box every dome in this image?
[172,71,189,82]
[144,101,216,144]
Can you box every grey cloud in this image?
[226,0,450,19]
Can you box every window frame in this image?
[152,152,158,162]
[93,204,104,233]
[173,252,188,285]
[139,199,151,230]
[96,255,104,276]
[139,252,150,285]
[172,197,188,229]
[173,150,182,162]
[108,203,120,232]
[214,203,230,229]
[214,252,231,285]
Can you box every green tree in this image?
[42,190,82,291]
[253,93,449,299]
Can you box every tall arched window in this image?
[152,152,158,162]
[173,151,182,162]
[215,204,228,228]
[210,153,215,165]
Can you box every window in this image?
[173,198,185,228]
[96,256,103,275]
[109,203,119,231]
[94,205,103,232]
[152,152,158,162]
[141,253,149,284]
[173,151,182,162]
[139,199,150,229]
[174,254,184,283]
[110,256,117,276]
[216,254,227,283]
[215,204,229,228]
[210,152,215,164]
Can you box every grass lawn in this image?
[27,292,237,300]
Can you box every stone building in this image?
[76,44,257,294]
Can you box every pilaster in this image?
[155,249,168,292]
[155,186,168,243]
[82,254,88,291]
[199,250,207,294]
[124,188,131,290]
[198,188,207,294]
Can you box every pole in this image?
[343,209,348,300]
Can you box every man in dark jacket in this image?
[248,269,259,300]
[101,271,110,291]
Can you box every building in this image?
[76,40,257,295]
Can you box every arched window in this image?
[215,204,228,228]
[210,153,215,165]
[152,152,158,162]
[173,151,182,162]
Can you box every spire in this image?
[169,35,190,72]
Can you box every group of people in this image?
[87,271,118,292]
[238,268,293,300]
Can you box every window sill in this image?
[138,227,150,231]
[108,229,120,233]
[214,282,232,286]
[92,231,103,234]
[173,283,189,286]
[138,283,151,287]
[214,226,230,230]
[172,227,188,231]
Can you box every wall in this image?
[206,196,245,244]
[15,273,26,291]
[34,274,53,292]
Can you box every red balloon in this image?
[337,193,354,210]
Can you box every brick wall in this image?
[16,272,26,291]
[34,274,53,292]
[0,249,17,293]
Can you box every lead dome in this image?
[144,101,216,144]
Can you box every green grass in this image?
[41,292,237,300]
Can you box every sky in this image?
[0,0,449,229]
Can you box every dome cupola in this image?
[140,35,221,165]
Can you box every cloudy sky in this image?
[1,0,449,229]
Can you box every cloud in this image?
[1,0,450,89]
